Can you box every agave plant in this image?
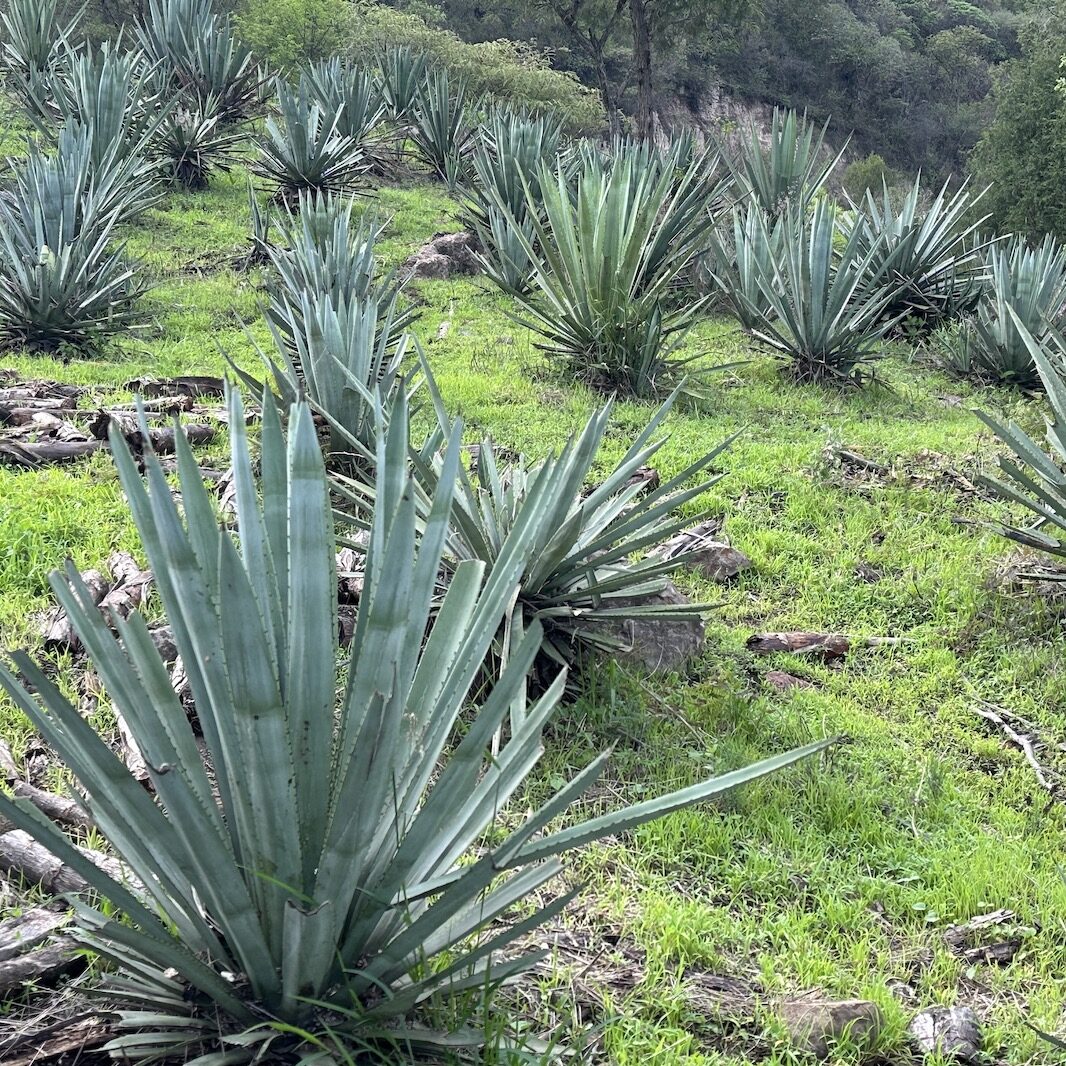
[302,57,386,149]
[845,176,990,332]
[137,0,264,122]
[460,107,565,293]
[952,235,1066,388]
[248,294,412,461]
[260,193,414,348]
[0,0,81,113]
[725,108,846,217]
[409,68,475,189]
[36,42,168,157]
[376,45,428,121]
[338,370,736,681]
[0,386,833,1063]
[0,133,147,352]
[499,150,723,398]
[736,198,906,382]
[701,202,790,332]
[254,77,372,203]
[976,312,1066,575]
[152,93,246,190]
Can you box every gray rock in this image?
[651,520,752,582]
[779,998,883,1058]
[404,230,480,279]
[578,581,705,672]
[908,1006,982,1062]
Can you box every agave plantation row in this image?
[1,0,1065,1061]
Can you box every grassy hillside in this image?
[1,168,1063,1064]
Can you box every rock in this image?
[578,581,705,672]
[908,1006,982,1062]
[765,670,815,692]
[404,230,481,279]
[779,998,883,1058]
[651,520,752,582]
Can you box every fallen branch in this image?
[974,704,1062,799]
[0,423,214,467]
[126,375,224,398]
[0,1012,113,1065]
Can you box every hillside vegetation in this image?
[0,1,1064,1065]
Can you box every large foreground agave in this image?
[0,388,833,1063]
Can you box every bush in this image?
[235,0,351,71]
[0,386,833,1062]
[841,153,894,200]
[347,2,604,133]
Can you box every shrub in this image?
[253,77,372,202]
[0,386,834,1062]
[235,0,350,71]
[346,2,605,134]
[949,234,1066,387]
[501,143,724,398]
[845,176,990,333]
[735,198,906,383]
[976,311,1066,574]
[0,131,147,352]
[841,153,893,199]
[725,108,847,217]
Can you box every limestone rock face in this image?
[404,231,480,279]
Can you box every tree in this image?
[972,4,1066,239]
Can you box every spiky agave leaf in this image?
[302,57,386,150]
[724,107,847,217]
[253,77,371,204]
[700,201,790,332]
[975,310,1066,575]
[496,146,725,398]
[0,387,835,1063]
[961,235,1066,388]
[740,198,907,383]
[336,366,738,682]
[845,176,991,333]
[460,107,565,293]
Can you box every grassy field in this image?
[1,167,1064,1065]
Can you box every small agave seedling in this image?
[0,386,834,1063]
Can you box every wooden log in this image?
[11,783,94,833]
[0,1012,113,1064]
[0,907,70,962]
[747,632,852,660]
[126,375,224,398]
[0,404,78,426]
[0,424,214,467]
[0,937,81,994]
[0,384,80,403]
[0,830,124,894]
[99,551,153,623]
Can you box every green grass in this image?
[1,167,1064,1065]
